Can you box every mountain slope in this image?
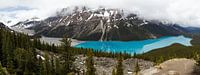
[185,27,200,33]
[0,22,11,30]
[12,8,188,41]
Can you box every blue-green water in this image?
[75,36,192,54]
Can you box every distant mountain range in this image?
[185,27,200,33]
[9,7,200,41]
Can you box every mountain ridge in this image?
[11,8,192,41]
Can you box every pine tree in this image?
[38,57,44,75]
[61,36,72,48]
[116,55,123,75]
[112,68,116,75]
[14,48,38,74]
[0,62,7,75]
[0,30,2,61]
[1,30,15,73]
[156,56,164,65]
[44,53,51,75]
[60,36,74,74]
[50,58,56,75]
[134,62,140,75]
[55,57,62,75]
[86,50,96,75]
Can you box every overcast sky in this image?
[0,0,200,27]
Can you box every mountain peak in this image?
[11,8,188,41]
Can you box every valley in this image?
[1,19,200,75]
[1,3,200,75]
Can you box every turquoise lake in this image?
[75,36,192,54]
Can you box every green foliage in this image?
[14,48,38,74]
[0,29,68,74]
[60,37,75,74]
[112,68,116,75]
[116,55,123,75]
[0,28,132,74]
[134,62,140,75]
[0,62,7,75]
[86,50,96,75]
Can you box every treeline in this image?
[0,29,72,74]
[0,28,85,74]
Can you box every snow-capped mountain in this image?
[11,17,40,28]
[0,22,11,31]
[12,7,188,41]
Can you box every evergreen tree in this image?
[38,57,45,75]
[0,30,2,61]
[60,36,74,74]
[134,62,140,75]
[14,48,38,74]
[0,62,7,75]
[1,30,15,73]
[50,58,56,75]
[112,68,116,75]
[86,50,96,75]
[55,57,62,75]
[44,53,51,75]
[116,55,123,75]
[155,56,164,65]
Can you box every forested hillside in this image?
[0,28,132,75]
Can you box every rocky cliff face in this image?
[12,8,188,41]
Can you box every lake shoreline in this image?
[74,35,192,54]
[71,39,85,46]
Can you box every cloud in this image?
[0,0,200,27]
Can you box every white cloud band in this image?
[0,0,200,27]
